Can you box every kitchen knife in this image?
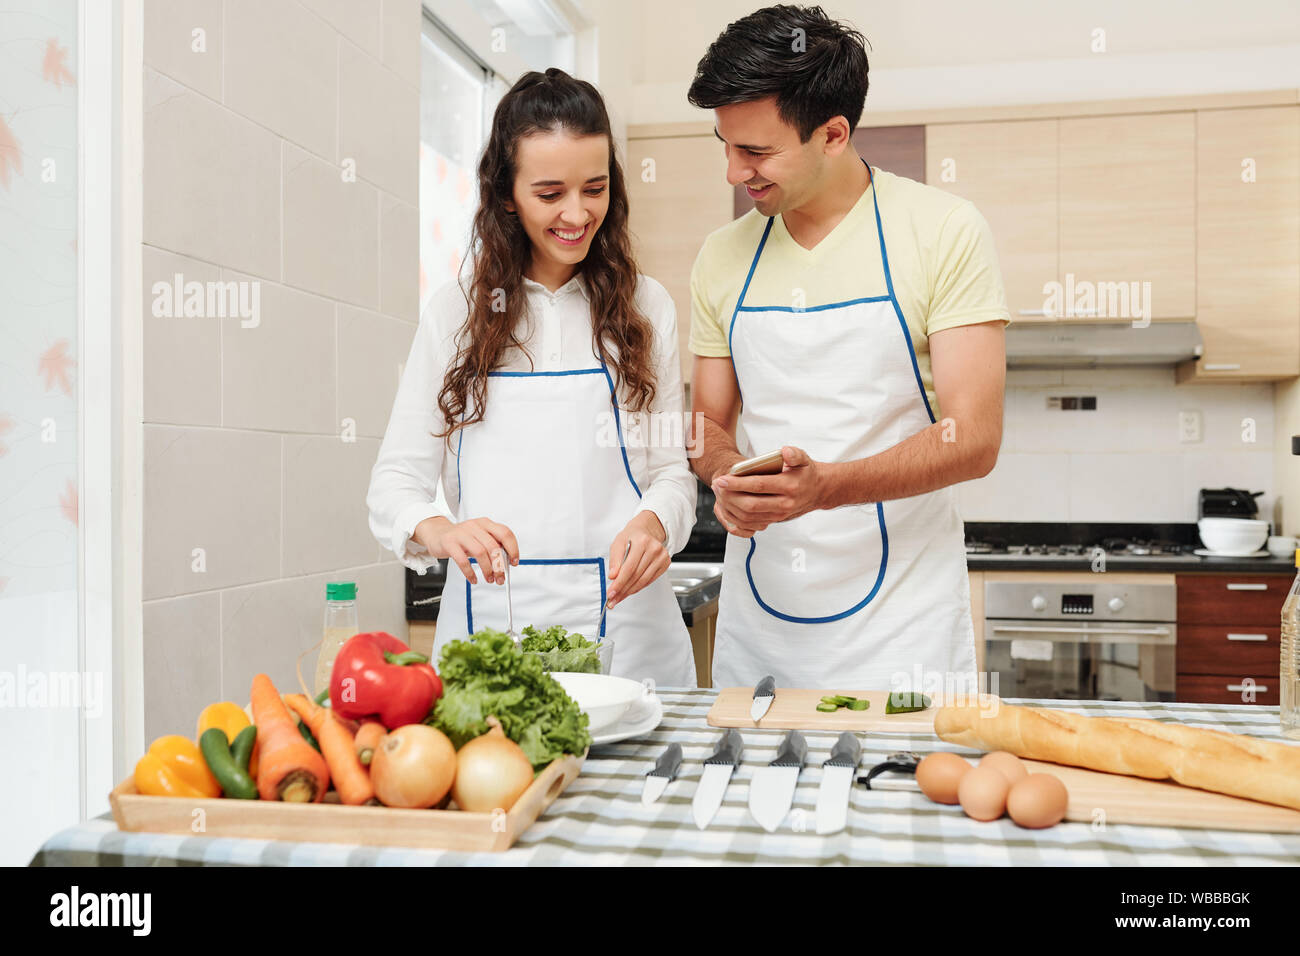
[748,730,808,833]
[641,742,683,806]
[814,731,862,835]
[692,729,744,830]
[750,675,776,722]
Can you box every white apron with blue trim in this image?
[712,165,976,691]
[433,361,697,688]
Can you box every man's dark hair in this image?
[687,5,869,143]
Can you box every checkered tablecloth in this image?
[30,691,1300,866]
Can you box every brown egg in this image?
[980,750,1028,785]
[957,765,1011,821]
[915,752,971,804]
[1007,773,1070,829]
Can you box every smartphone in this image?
[729,449,784,477]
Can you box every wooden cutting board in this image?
[709,687,1300,832]
[707,686,940,733]
[1022,759,1300,833]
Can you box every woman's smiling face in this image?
[506,129,610,284]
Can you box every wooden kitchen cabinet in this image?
[408,621,437,661]
[1175,573,1290,624]
[624,131,734,385]
[1176,674,1280,706]
[736,124,926,219]
[1175,573,1286,704]
[1177,623,1279,674]
[926,120,1058,321]
[968,570,985,676]
[1058,112,1197,320]
[1177,105,1300,382]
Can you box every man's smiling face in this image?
[713,96,828,216]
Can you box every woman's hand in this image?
[414,516,519,585]
[606,511,670,609]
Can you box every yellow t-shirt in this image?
[689,167,1010,417]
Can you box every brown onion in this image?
[370,724,456,809]
[451,717,535,813]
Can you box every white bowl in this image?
[548,672,645,735]
[1267,535,1297,558]
[1197,518,1268,554]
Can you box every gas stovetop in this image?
[962,523,1217,565]
[965,538,1192,558]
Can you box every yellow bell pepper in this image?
[133,735,221,798]
[196,700,258,776]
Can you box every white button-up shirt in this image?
[367,272,698,573]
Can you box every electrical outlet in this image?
[1179,410,1203,443]
[1045,396,1097,410]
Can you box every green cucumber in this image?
[815,702,840,713]
[847,699,870,711]
[230,724,257,772]
[885,692,932,714]
[199,727,259,799]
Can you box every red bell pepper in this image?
[329,632,442,728]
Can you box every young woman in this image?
[367,69,697,687]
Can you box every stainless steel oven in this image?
[983,575,1176,702]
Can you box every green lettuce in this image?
[519,624,602,674]
[430,629,591,769]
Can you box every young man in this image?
[687,5,1009,691]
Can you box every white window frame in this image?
[79,0,144,817]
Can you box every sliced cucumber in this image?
[885,692,932,714]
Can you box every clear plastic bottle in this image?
[1282,549,1300,739]
[315,582,358,697]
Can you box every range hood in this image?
[1005,321,1203,368]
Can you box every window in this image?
[419,16,506,309]
[418,3,579,312]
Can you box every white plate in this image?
[591,693,663,746]
[1193,547,1271,558]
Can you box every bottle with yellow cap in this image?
[1282,548,1300,738]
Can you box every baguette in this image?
[934,700,1300,812]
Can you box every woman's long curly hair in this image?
[436,68,656,439]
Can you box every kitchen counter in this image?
[30,691,1300,866]
[967,553,1297,574]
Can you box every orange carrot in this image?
[354,720,386,767]
[285,694,374,806]
[250,674,330,802]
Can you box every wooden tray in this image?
[708,687,940,733]
[110,753,584,851]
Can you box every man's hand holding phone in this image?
[711,445,825,538]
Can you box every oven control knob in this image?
[1108,597,1125,613]
[1030,594,1047,612]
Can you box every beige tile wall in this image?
[141,0,421,740]
[955,366,1277,525]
